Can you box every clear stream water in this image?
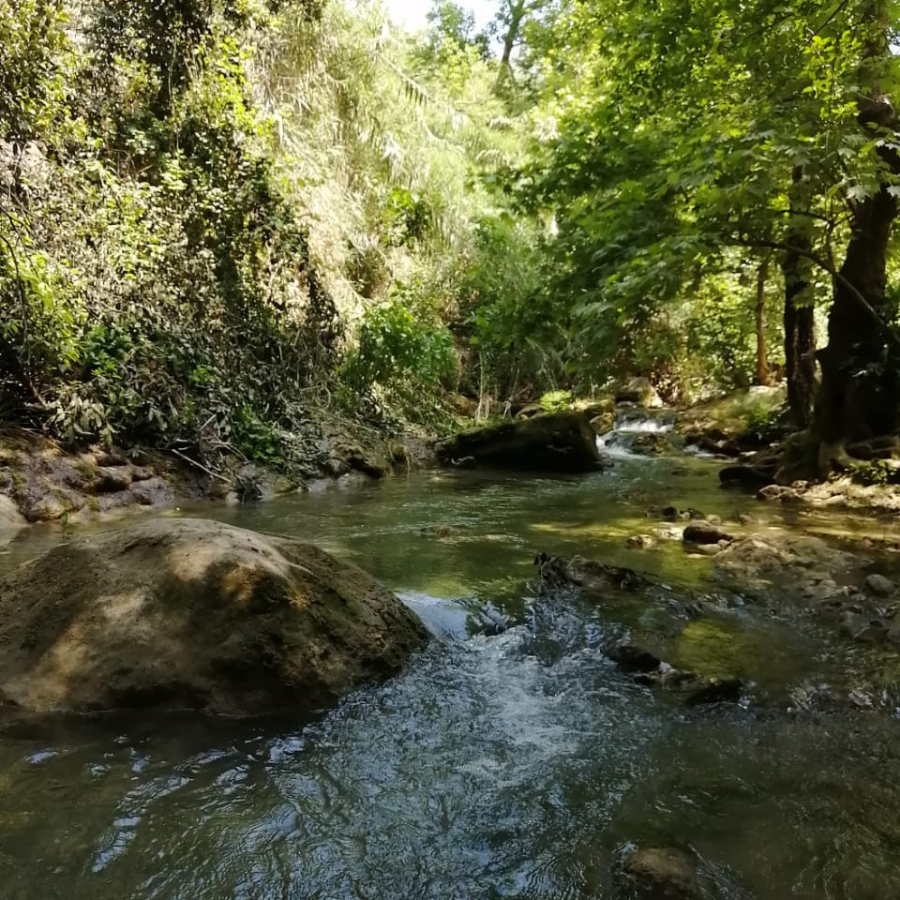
[2,441,900,900]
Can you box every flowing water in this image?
[2,435,900,900]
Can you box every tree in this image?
[494,0,549,86]
[511,0,900,461]
[424,0,490,61]
[809,2,900,469]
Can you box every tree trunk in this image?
[807,5,900,471]
[500,28,516,68]
[810,101,900,469]
[812,187,899,455]
[781,169,817,429]
[497,1,527,86]
[783,281,816,429]
[755,255,770,385]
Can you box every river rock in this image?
[616,846,703,900]
[713,535,856,607]
[683,523,735,545]
[0,495,25,531]
[582,396,617,418]
[590,413,615,435]
[608,644,663,673]
[615,377,663,409]
[449,393,479,417]
[94,466,133,493]
[436,412,606,473]
[758,484,801,503]
[626,534,657,550]
[865,574,896,598]
[0,518,428,715]
[0,496,26,546]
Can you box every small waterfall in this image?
[597,408,675,458]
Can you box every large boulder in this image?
[0,518,428,715]
[436,412,606,473]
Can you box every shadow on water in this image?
[2,455,900,898]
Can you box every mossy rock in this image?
[436,412,606,474]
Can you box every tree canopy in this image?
[2,0,900,476]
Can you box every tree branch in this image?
[734,234,900,350]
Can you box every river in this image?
[1,440,899,899]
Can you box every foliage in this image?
[504,0,900,408]
[0,0,337,463]
[456,215,558,397]
[741,400,790,446]
[849,459,900,487]
[539,390,572,414]
[4,0,899,475]
[339,288,456,420]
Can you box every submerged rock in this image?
[634,668,743,706]
[683,523,735,546]
[616,846,704,899]
[683,677,743,706]
[720,464,773,490]
[713,535,856,607]
[0,518,428,715]
[436,412,607,474]
[626,534,658,550]
[632,433,672,455]
[536,553,652,594]
[608,643,663,673]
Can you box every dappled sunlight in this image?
[4,0,900,895]
[4,463,900,898]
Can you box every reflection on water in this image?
[1,454,900,899]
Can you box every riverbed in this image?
[1,448,900,899]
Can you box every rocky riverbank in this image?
[0,417,435,531]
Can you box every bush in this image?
[339,288,456,422]
[539,390,573,413]
[0,1,340,458]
